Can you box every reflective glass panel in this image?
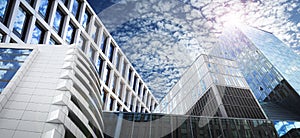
[53,10,63,33]
[82,10,90,30]
[13,7,27,37]
[66,23,75,44]
[71,0,79,18]
[0,48,31,93]
[31,24,43,44]
[0,0,8,20]
[38,0,49,18]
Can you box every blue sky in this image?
[88,0,300,101]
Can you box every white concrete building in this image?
[0,0,158,114]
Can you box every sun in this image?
[220,13,243,27]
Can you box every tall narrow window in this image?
[0,31,5,42]
[122,61,127,78]
[111,75,117,92]
[128,68,132,82]
[91,23,100,43]
[96,57,104,75]
[82,10,91,31]
[38,0,51,20]
[108,43,114,62]
[53,9,64,35]
[13,6,29,40]
[115,52,121,70]
[31,23,44,44]
[71,0,80,18]
[77,35,86,51]
[104,66,111,85]
[100,33,107,53]
[0,0,9,22]
[66,22,75,44]
[88,46,95,62]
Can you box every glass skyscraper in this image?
[210,24,300,137]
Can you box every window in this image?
[122,61,127,78]
[100,33,107,53]
[77,35,86,51]
[0,31,5,42]
[111,75,117,92]
[118,83,124,100]
[96,57,104,74]
[82,9,91,31]
[49,36,59,45]
[108,43,114,62]
[132,75,137,90]
[0,0,10,22]
[91,23,100,43]
[128,68,132,82]
[115,52,121,70]
[109,97,114,111]
[104,66,111,85]
[31,23,45,44]
[13,6,29,40]
[71,0,80,18]
[88,46,95,63]
[0,48,32,92]
[53,9,64,35]
[38,0,51,20]
[66,22,76,44]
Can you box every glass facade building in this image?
[103,112,278,138]
[154,54,266,119]
[210,24,300,136]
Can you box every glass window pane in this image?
[38,0,49,18]
[13,7,28,37]
[66,22,75,44]
[89,47,95,62]
[71,0,80,18]
[82,10,91,30]
[0,0,8,20]
[108,43,114,62]
[31,24,43,44]
[77,35,86,51]
[0,32,4,42]
[53,10,63,33]
[100,33,107,53]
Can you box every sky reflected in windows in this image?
[31,24,43,44]
[71,0,79,18]
[53,10,63,33]
[13,7,27,37]
[38,0,49,18]
[82,11,90,30]
[66,23,75,44]
[0,0,8,19]
[0,48,32,93]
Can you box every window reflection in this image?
[0,0,9,21]
[88,47,95,62]
[71,0,80,18]
[66,22,75,44]
[31,23,44,44]
[0,48,32,93]
[38,0,50,19]
[53,9,63,34]
[91,23,100,43]
[13,6,29,39]
[0,31,4,42]
[100,33,107,53]
[82,10,91,30]
[77,35,86,51]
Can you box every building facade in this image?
[0,0,158,113]
[211,24,300,136]
[103,112,278,138]
[0,44,104,137]
[154,54,266,119]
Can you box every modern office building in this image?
[103,112,278,138]
[0,0,158,113]
[210,24,300,136]
[0,44,104,137]
[154,54,266,119]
